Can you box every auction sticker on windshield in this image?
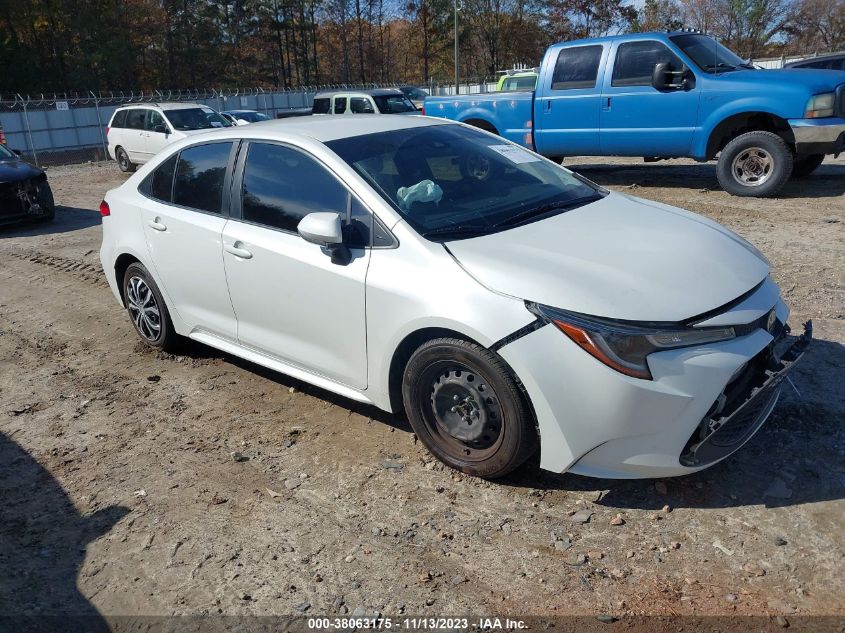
[487,144,540,164]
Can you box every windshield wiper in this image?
[421,225,494,240]
[493,195,602,228]
[704,62,739,71]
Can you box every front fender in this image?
[693,97,796,159]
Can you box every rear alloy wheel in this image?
[115,146,136,173]
[716,131,792,197]
[791,153,824,178]
[122,263,179,352]
[402,338,538,479]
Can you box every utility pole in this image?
[454,0,459,95]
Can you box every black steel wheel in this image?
[402,338,538,478]
[122,262,180,352]
[115,146,136,173]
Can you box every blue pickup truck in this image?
[423,31,845,197]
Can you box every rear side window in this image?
[313,98,330,114]
[351,97,375,113]
[125,109,146,130]
[111,110,128,128]
[150,154,177,202]
[334,98,347,114]
[241,142,349,233]
[173,142,233,214]
[551,45,603,90]
[612,41,682,87]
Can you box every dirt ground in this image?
[1,155,843,621]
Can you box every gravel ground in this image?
[0,155,843,620]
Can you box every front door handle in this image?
[224,242,253,259]
[147,217,167,231]
[602,97,612,111]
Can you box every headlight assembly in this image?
[805,93,835,119]
[527,303,736,380]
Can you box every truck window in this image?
[334,98,347,114]
[612,41,683,87]
[611,41,681,86]
[313,98,330,114]
[551,45,603,90]
[351,97,376,113]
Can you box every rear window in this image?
[110,110,128,128]
[551,45,603,90]
[313,98,330,114]
[173,142,233,213]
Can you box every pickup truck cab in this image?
[424,31,845,197]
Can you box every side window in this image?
[313,98,330,114]
[149,154,177,202]
[551,45,603,90]
[334,98,348,114]
[125,109,146,130]
[111,110,127,128]
[146,110,167,132]
[351,97,375,113]
[241,142,350,234]
[173,142,233,214]
[612,41,682,87]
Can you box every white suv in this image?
[106,103,231,172]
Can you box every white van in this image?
[106,103,231,172]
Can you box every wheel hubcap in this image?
[126,276,161,341]
[732,147,773,186]
[428,366,503,455]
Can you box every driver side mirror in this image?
[652,62,692,91]
[298,212,351,265]
[153,124,168,135]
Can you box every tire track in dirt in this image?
[3,247,107,287]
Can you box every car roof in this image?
[116,102,211,111]
[785,53,845,67]
[222,109,260,114]
[314,88,405,99]
[168,114,450,144]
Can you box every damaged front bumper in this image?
[0,178,50,225]
[679,320,812,467]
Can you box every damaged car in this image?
[0,144,55,226]
[99,116,811,480]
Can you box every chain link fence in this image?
[0,80,500,167]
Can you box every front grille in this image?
[709,386,778,446]
[837,84,845,119]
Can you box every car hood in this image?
[445,192,770,322]
[712,68,845,93]
[0,159,43,184]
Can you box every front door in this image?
[222,141,370,389]
[144,110,172,159]
[600,39,701,156]
[139,141,238,339]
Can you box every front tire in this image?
[716,131,792,197]
[115,146,136,173]
[791,153,824,178]
[402,338,538,479]
[36,182,55,222]
[122,263,180,352]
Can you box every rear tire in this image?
[402,338,538,479]
[716,131,792,197]
[115,146,136,173]
[791,153,824,178]
[122,263,180,352]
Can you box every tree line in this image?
[0,0,842,94]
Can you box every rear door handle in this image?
[224,242,253,259]
[147,218,167,231]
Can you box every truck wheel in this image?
[716,131,792,197]
[402,338,538,479]
[791,154,824,178]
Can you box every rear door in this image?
[600,39,700,156]
[221,141,371,388]
[533,44,607,157]
[122,108,149,163]
[139,141,238,339]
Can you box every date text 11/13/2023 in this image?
[307,617,528,630]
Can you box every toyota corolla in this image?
[99,116,810,479]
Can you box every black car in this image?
[784,53,845,71]
[0,144,55,226]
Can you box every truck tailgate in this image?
[423,92,535,148]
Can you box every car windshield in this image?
[165,107,231,130]
[235,111,270,122]
[326,125,603,241]
[670,34,753,73]
[373,95,417,113]
[402,87,428,100]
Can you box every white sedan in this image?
[99,115,810,479]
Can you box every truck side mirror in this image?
[652,63,671,90]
